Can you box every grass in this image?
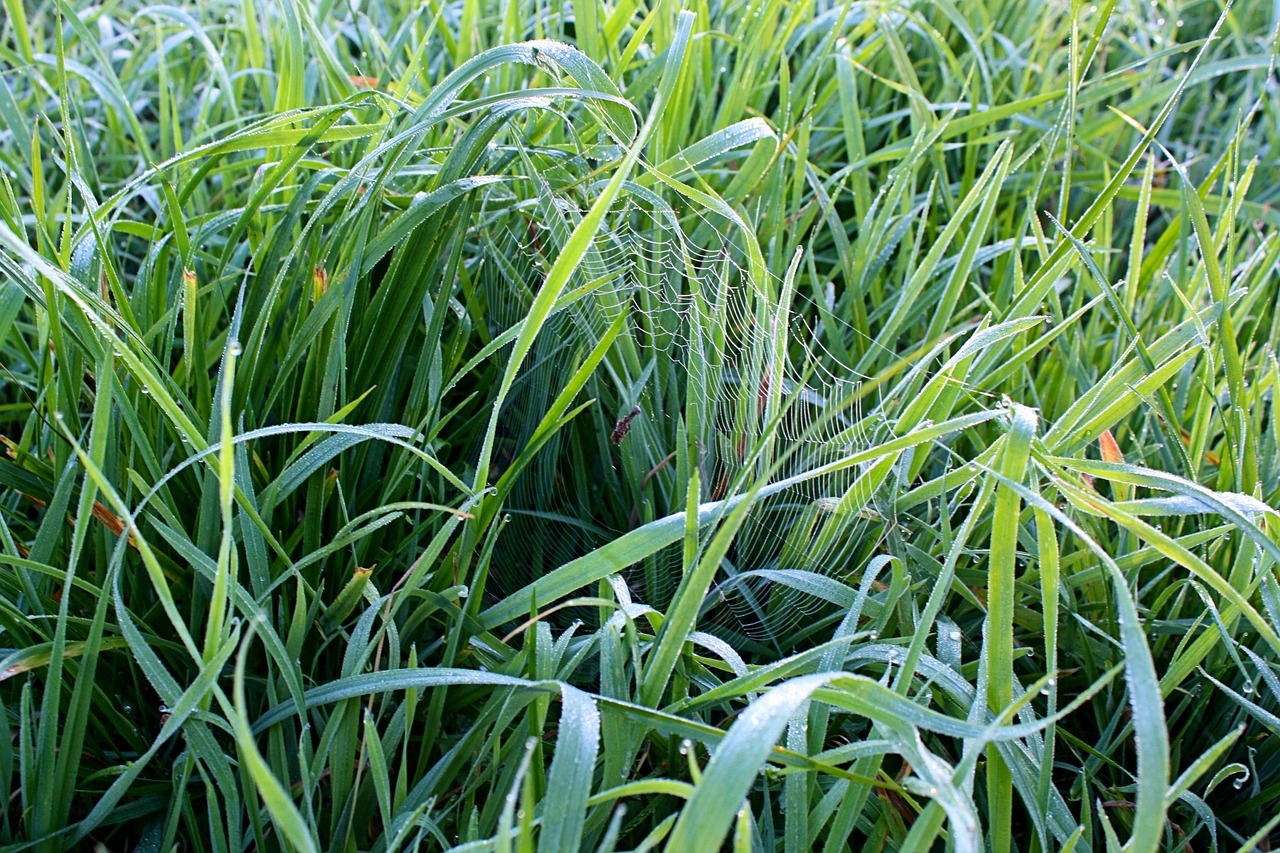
[1,0,1280,849]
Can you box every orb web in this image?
[459,145,926,644]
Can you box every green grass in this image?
[1,0,1280,849]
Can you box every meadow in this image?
[1,0,1279,850]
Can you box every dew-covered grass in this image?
[1,0,1280,850]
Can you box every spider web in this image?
[466,136,926,645]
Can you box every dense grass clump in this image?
[2,0,1280,849]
